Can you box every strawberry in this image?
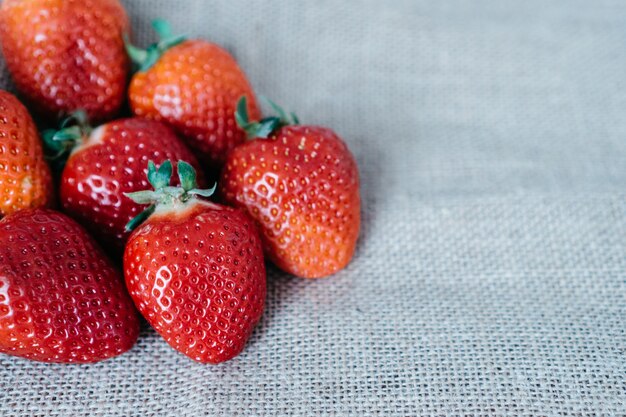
[124,160,265,363]
[0,90,53,217]
[42,112,206,252]
[0,208,139,363]
[219,98,361,278]
[126,20,260,169]
[0,0,130,121]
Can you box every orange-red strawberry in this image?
[0,0,130,121]
[219,98,361,278]
[43,113,206,252]
[126,20,259,168]
[0,208,139,363]
[124,160,265,363]
[0,90,53,217]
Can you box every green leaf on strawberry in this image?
[124,19,187,72]
[235,96,299,139]
[124,160,216,231]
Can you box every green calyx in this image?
[124,19,187,72]
[235,96,300,140]
[42,110,92,162]
[124,160,216,232]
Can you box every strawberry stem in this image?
[235,96,299,140]
[124,160,216,232]
[151,19,174,39]
[42,110,92,163]
[124,20,187,73]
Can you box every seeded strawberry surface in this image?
[129,40,260,167]
[0,0,129,121]
[0,91,53,217]
[60,118,206,251]
[124,201,266,363]
[0,209,139,363]
[220,125,361,278]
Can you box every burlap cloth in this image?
[0,1,624,415]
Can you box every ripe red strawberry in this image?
[219,98,361,278]
[0,90,53,217]
[0,208,139,363]
[126,20,259,168]
[43,113,206,252]
[124,160,265,363]
[0,0,130,121]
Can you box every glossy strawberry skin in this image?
[0,0,129,121]
[0,90,53,217]
[124,200,266,364]
[60,118,206,252]
[129,40,260,168]
[219,125,361,278]
[0,209,139,363]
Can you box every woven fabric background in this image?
[1,0,625,416]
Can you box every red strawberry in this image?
[0,208,139,363]
[124,160,265,363]
[0,90,53,217]
[126,20,259,168]
[219,98,361,278]
[43,113,206,252]
[0,0,130,121]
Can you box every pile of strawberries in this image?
[0,0,360,364]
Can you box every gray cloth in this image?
[1,0,625,416]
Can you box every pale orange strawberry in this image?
[0,90,53,217]
[126,20,259,168]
